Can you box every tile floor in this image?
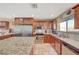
[35,39,43,44]
[32,44,57,55]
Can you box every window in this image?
[60,21,66,31]
[59,17,74,31]
[67,18,74,31]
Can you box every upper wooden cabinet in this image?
[51,19,57,30]
[0,21,9,29]
[23,18,33,25]
[73,4,79,29]
[15,17,33,25]
[15,18,23,25]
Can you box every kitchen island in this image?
[0,37,35,55]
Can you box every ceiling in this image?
[0,3,77,20]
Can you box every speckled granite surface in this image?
[0,37,35,55]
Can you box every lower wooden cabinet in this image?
[44,34,54,44]
[0,34,13,40]
[44,34,61,54]
[54,39,62,55]
[0,21,9,29]
[44,34,78,55]
[44,34,48,43]
[44,34,51,43]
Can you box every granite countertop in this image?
[0,33,14,36]
[50,33,79,50]
[0,37,35,55]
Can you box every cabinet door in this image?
[23,19,33,24]
[15,18,23,24]
[44,35,49,43]
[62,44,76,55]
[74,6,79,28]
[44,34,51,43]
[54,39,62,55]
[5,22,9,29]
[0,21,9,29]
[50,35,55,46]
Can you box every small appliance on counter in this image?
[52,29,58,34]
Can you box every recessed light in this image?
[32,14,34,17]
[51,14,54,17]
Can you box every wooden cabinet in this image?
[44,34,78,55]
[51,19,57,29]
[50,35,55,46]
[44,34,54,44]
[23,18,33,25]
[0,34,13,40]
[54,38,62,55]
[73,5,79,28]
[0,21,9,29]
[51,34,77,55]
[33,21,51,29]
[44,34,50,43]
[44,34,62,54]
[48,35,62,55]
[15,17,33,25]
[15,18,23,25]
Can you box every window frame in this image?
[59,17,74,32]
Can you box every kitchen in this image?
[0,3,79,55]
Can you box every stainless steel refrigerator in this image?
[12,25,32,37]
